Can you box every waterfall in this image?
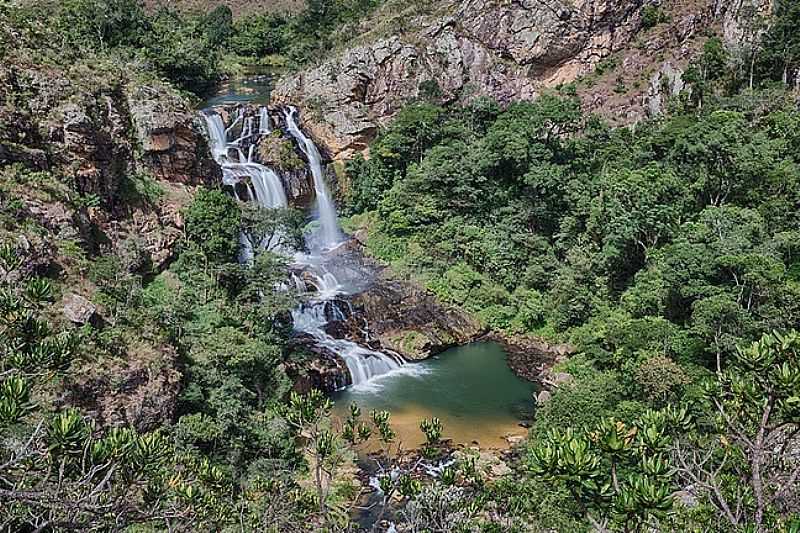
[259,106,271,134]
[283,106,343,249]
[202,105,407,389]
[292,301,404,389]
[202,111,288,210]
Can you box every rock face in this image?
[349,278,483,360]
[317,256,484,361]
[62,293,98,325]
[62,345,182,433]
[0,65,218,210]
[272,0,775,168]
[272,0,646,161]
[127,85,220,186]
[646,61,689,116]
[286,333,352,393]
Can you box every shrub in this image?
[641,5,668,29]
[183,188,241,264]
[634,356,690,404]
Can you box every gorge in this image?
[199,96,536,445]
[3,1,799,530]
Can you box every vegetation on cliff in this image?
[2,0,800,531]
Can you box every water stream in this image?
[202,105,403,387]
[283,106,344,250]
[201,105,536,443]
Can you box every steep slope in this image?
[271,0,767,162]
[143,0,304,18]
[0,34,221,430]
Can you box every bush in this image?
[634,356,690,404]
[533,370,624,432]
[183,188,241,264]
[641,5,668,29]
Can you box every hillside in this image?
[144,0,304,17]
[272,0,770,161]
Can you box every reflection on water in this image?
[201,70,273,108]
[332,342,535,449]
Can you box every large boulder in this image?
[286,333,352,393]
[126,84,220,187]
[345,273,484,361]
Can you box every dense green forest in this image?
[2,0,800,531]
[3,0,382,95]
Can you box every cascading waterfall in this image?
[202,105,407,388]
[202,111,287,210]
[292,301,404,388]
[259,106,271,134]
[283,106,343,249]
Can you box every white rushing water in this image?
[283,106,343,249]
[259,106,271,134]
[291,270,412,389]
[203,106,406,388]
[202,111,287,210]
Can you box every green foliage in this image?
[54,0,146,50]
[229,14,287,57]
[143,9,221,94]
[183,188,241,264]
[641,5,668,29]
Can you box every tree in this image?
[183,188,241,265]
[0,246,224,530]
[200,5,233,47]
[240,205,306,255]
[673,330,800,531]
[756,0,800,87]
[54,0,146,51]
[144,8,221,95]
[529,406,690,532]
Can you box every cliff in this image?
[0,55,221,431]
[271,0,770,164]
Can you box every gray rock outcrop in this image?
[272,0,645,161]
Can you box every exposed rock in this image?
[62,293,97,325]
[491,333,574,383]
[646,61,689,116]
[62,345,181,433]
[535,390,552,405]
[719,0,772,48]
[346,273,484,360]
[126,84,220,186]
[286,333,352,393]
[505,434,526,447]
[272,0,646,162]
[547,371,575,388]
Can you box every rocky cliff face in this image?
[0,59,225,431]
[272,0,769,165]
[272,0,647,160]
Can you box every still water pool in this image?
[332,341,535,448]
